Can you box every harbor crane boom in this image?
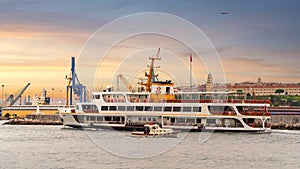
[117,74,134,92]
[2,83,31,107]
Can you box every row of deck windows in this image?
[138,117,157,122]
[75,115,125,123]
[100,106,201,112]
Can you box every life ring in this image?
[156,86,162,94]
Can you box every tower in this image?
[206,73,213,92]
[257,77,262,86]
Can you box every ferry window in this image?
[82,105,93,111]
[164,106,172,112]
[236,106,244,112]
[77,115,84,123]
[118,106,126,111]
[76,105,79,110]
[170,118,175,123]
[148,117,152,121]
[193,107,202,112]
[175,94,181,100]
[95,95,101,99]
[113,116,120,121]
[152,117,156,121]
[183,94,191,100]
[186,118,195,123]
[136,106,144,111]
[145,106,153,111]
[103,94,111,102]
[97,116,103,121]
[82,104,99,113]
[207,118,216,124]
[173,107,181,112]
[177,118,185,123]
[196,118,201,123]
[126,106,134,111]
[154,106,162,111]
[138,117,142,121]
[208,106,225,113]
[109,106,117,111]
[104,116,112,121]
[143,117,147,121]
[166,87,170,94]
[92,105,99,112]
[183,107,192,112]
[101,106,108,111]
[192,94,198,100]
[225,106,234,111]
[90,116,96,121]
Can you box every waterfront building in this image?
[225,77,300,96]
[187,75,300,96]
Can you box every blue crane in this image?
[68,57,86,105]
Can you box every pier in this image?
[3,114,62,125]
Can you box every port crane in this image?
[72,57,87,103]
[1,83,31,107]
[66,57,87,106]
[117,74,134,92]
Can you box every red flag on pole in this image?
[189,53,192,90]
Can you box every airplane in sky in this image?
[220,12,229,15]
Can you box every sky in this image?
[0,0,300,99]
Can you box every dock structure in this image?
[270,107,300,130]
[1,105,61,119]
[4,114,62,125]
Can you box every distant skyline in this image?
[1,0,300,97]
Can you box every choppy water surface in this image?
[0,124,299,169]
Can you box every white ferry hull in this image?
[202,126,271,133]
[60,110,271,133]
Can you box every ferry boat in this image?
[59,50,272,133]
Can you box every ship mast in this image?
[142,48,161,92]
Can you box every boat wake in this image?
[0,120,9,125]
[271,129,300,135]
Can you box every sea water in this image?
[0,124,299,169]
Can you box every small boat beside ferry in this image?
[59,49,271,133]
[131,123,179,138]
